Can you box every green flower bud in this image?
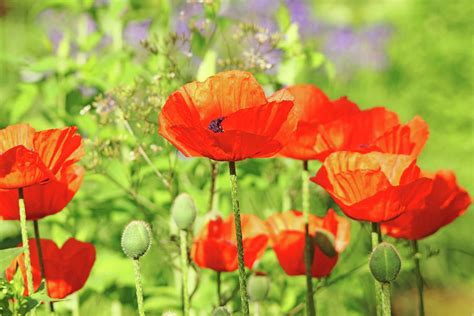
[369,242,401,283]
[171,193,197,230]
[314,228,337,257]
[247,272,270,302]
[121,221,152,259]
[211,307,231,316]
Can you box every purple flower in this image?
[285,0,323,38]
[123,19,152,48]
[323,24,392,76]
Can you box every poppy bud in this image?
[369,242,401,283]
[121,221,152,259]
[171,193,197,230]
[211,307,231,316]
[247,272,270,302]
[314,228,337,257]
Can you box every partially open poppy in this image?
[266,209,350,278]
[311,151,433,222]
[6,238,96,299]
[0,124,84,220]
[158,70,297,161]
[0,124,83,189]
[277,84,360,160]
[382,170,471,240]
[191,214,269,272]
[313,107,429,160]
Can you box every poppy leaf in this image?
[0,247,23,273]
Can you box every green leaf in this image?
[276,3,291,31]
[191,31,207,58]
[196,50,216,81]
[0,247,23,274]
[9,84,38,123]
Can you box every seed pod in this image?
[369,242,401,283]
[121,221,152,259]
[248,272,271,301]
[171,193,197,230]
[212,307,231,316]
[314,228,337,257]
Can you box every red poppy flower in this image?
[0,124,84,220]
[191,214,269,272]
[382,170,471,240]
[277,84,360,160]
[313,107,429,160]
[158,70,297,161]
[266,209,350,278]
[6,238,96,299]
[311,151,434,222]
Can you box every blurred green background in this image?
[0,0,472,315]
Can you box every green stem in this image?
[180,230,190,316]
[228,161,250,315]
[381,282,392,316]
[371,223,382,316]
[411,240,425,316]
[33,221,55,313]
[302,160,315,316]
[217,272,222,306]
[133,259,145,316]
[18,189,35,298]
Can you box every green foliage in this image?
[0,0,472,315]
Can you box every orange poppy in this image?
[191,214,268,272]
[0,124,84,220]
[6,238,96,299]
[266,209,350,278]
[277,84,360,160]
[382,170,471,240]
[158,70,297,161]
[313,107,429,160]
[311,151,433,222]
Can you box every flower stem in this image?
[133,259,145,316]
[228,161,250,316]
[411,240,425,316]
[217,272,222,306]
[33,220,55,313]
[381,282,392,316]
[371,222,382,316]
[18,189,34,297]
[180,230,190,316]
[302,160,316,316]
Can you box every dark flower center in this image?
[208,117,225,133]
[359,143,369,149]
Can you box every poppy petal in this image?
[0,146,51,189]
[191,239,238,272]
[33,126,84,175]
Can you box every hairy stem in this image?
[133,259,145,316]
[180,230,190,316]
[412,240,425,316]
[228,161,250,315]
[302,160,315,316]
[18,189,34,300]
[381,282,392,316]
[371,222,382,316]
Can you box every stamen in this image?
[208,117,225,133]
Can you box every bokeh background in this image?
[0,0,473,315]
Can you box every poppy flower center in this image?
[359,143,369,149]
[208,117,224,133]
